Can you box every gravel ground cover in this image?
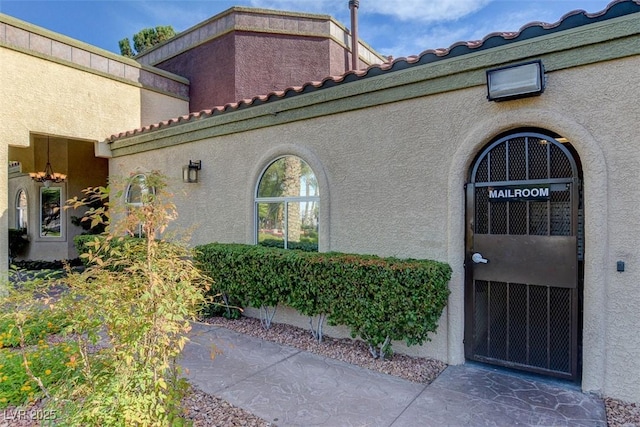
[604,397,640,427]
[202,316,447,384]
[3,315,639,426]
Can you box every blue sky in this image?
[0,0,614,58]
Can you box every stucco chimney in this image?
[349,0,359,70]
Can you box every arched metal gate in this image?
[464,132,582,379]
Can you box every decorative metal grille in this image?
[474,137,577,238]
[508,138,527,181]
[490,143,507,182]
[550,144,574,178]
[472,281,573,372]
[467,133,580,379]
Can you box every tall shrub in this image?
[57,172,211,425]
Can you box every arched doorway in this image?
[464,131,583,380]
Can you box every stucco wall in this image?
[0,45,188,145]
[65,140,109,257]
[109,51,640,402]
[156,33,237,111]
[0,46,136,267]
[137,6,385,113]
[328,36,368,74]
[234,33,332,103]
[154,30,368,112]
[566,56,640,404]
[0,48,141,147]
[140,88,189,128]
[0,15,189,269]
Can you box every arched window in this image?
[125,174,154,237]
[125,174,152,206]
[256,156,319,251]
[15,189,28,230]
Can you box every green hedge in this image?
[195,243,451,358]
[258,238,318,252]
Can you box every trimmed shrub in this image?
[195,243,451,358]
[258,238,318,252]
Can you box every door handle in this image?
[472,253,489,264]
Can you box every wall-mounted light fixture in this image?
[487,60,545,102]
[183,160,201,183]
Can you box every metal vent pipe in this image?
[349,0,359,70]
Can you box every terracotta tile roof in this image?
[108,0,640,142]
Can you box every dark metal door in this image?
[465,133,581,379]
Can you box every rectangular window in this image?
[257,201,318,250]
[257,202,285,247]
[287,201,318,251]
[40,187,62,238]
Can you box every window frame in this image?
[38,186,64,240]
[254,156,320,250]
[125,173,154,237]
[15,189,28,231]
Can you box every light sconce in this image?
[30,136,67,188]
[183,160,201,183]
[487,60,545,102]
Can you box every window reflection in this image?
[16,189,28,230]
[125,174,154,237]
[256,157,319,251]
[40,187,61,237]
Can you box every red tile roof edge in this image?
[108,0,639,143]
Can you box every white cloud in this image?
[125,1,236,33]
[365,0,493,22]
[361,4,575,58]
[248,0,494,22]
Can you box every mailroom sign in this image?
[488,184,550,202]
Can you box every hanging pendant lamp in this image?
[30,137,67,188]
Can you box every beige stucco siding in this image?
[449,56,640,403]
[0,48,142,146]
[0,47,138,265]
[110,50,640,402]
[1,36,188,266]
[568,56,640,403]
[141,89,189,128]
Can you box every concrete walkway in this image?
[181,322,606,426]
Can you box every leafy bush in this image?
[70,192,107,235]
[199,294,242,319]
[57,173,211,425]
[73,234,144,269]
[195,243,451,358]
[0,278,82,409]
[0,310,69,348]
[8,228,29,259]
[0,341,81,408]
[1,173,212,425]
[73,234,97,256]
